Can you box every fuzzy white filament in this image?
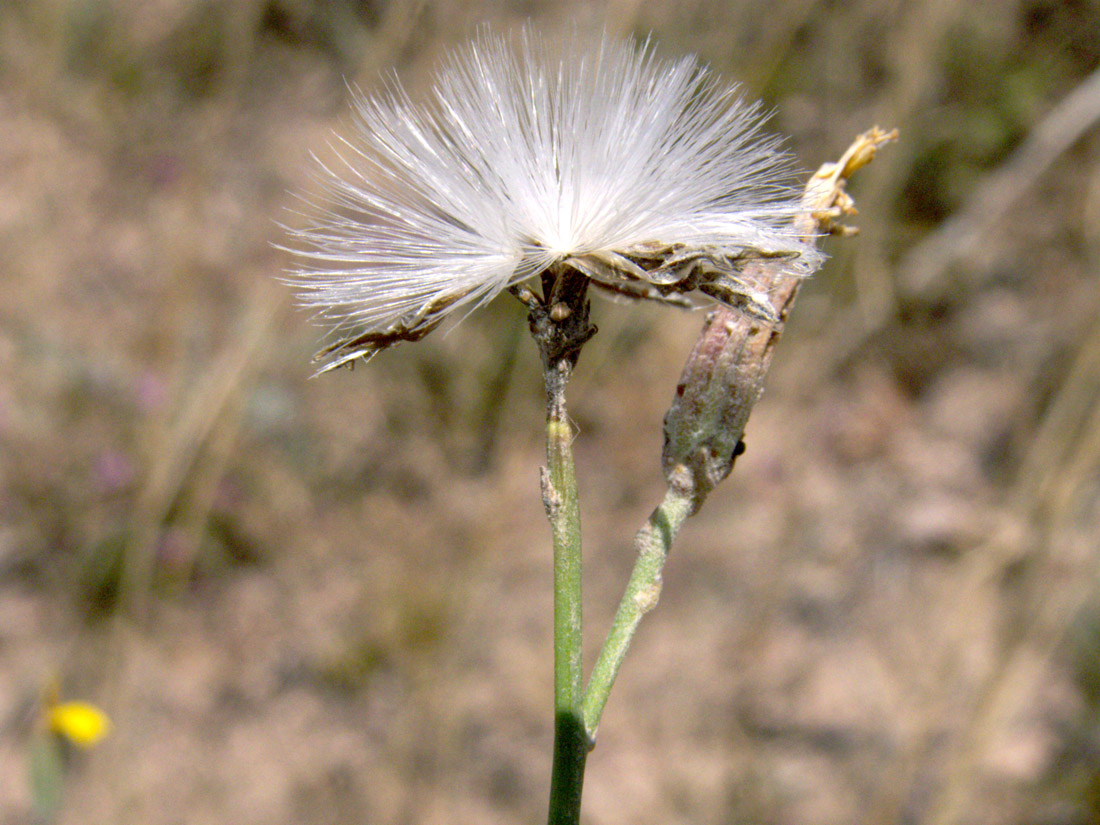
[287,29,823,372]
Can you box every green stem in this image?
[547,413,584,713]
[581,488,694,737]
[548,710,588,825]
[544,365,588,825]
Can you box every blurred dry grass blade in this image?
[120,284,282,618]
[803,61,1100,389]
[925,310,1100,825]
[899,64,1100,298]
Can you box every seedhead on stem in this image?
[283,19,896,825]
[284,28,823,373]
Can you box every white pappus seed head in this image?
[285,28,824,373]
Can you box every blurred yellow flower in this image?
[47,701,112,748]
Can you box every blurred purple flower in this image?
[94,450,135,494]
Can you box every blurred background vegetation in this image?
[2,0,1100,822]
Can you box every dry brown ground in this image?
[3,1,1100,823]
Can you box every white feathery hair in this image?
[285,27,823,372]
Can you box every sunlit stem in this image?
[544,378,588,825]
[581,488,693,737]
[520,269,594,825]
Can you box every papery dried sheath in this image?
[662,308,774,502]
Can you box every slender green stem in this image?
[543,371,588,825]
[548,711,588,825]
[581,488,694,737]
[515,268,595,825]
[547,412,584,712]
